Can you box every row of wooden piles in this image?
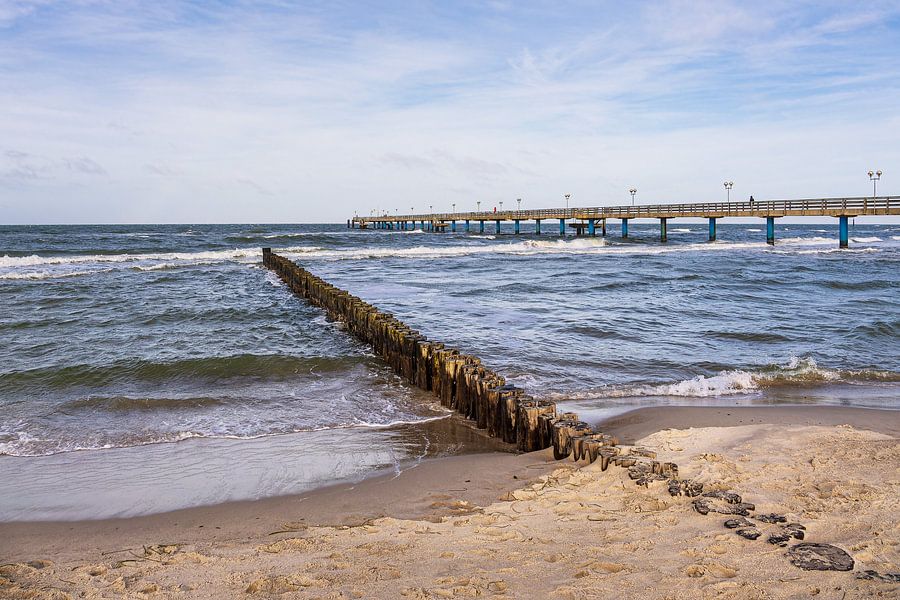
[263,249,641,471]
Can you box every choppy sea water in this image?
[2,222,898,518]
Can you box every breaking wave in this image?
[550,357,900,400]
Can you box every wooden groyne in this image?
[262,247,891,576]
[262,248,628,462]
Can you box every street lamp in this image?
[477,201,481,212]
[499,201,504,211]
[629,188,637,205]
[429,204,433,213]
[868,170,883,198]
[565,193,570,210]
[517,198,522,211]
[452,203,456,213]
[724,181,734,202]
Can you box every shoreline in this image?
[2,404,897,562]
[3,403,897,598]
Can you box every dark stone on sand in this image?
[736,527,761,540]
[693,497,755,516]
[668,479,703,497]
[856,570,900,582]
[701,490,742,504]
[724,517,754,529]
[787,543,854,572]
[768,533,791,546]
[756,513,787,524]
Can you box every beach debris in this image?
[787,543,854,571]
[723,517,754,529]
[856,570,900,582]
[736,527,762,540]
[668,479,704,497]
[756,513,788,524]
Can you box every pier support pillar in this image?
[588,219,595,236]
[660,218,667,242]
[766,217,775,245]
[708,218,716,241]
[602,219,607,236]
[839,216,849,248]
[559,219,566,236]
[514,220,520,234]
[622,219,629,238]
[452,220,456,233]
[479,220,485,234]
[465,220,470,233]
[496,220,501,234]
[535,219,541,235]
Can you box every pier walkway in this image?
[350,196,899,247]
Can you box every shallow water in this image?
[1,222,898,519]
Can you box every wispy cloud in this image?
[0,1,898,223]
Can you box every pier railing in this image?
[354,196,899,223]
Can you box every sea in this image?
[2,222,898,520]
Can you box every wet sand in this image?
[598,405,900,443]
[2,405,898,598]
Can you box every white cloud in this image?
[0,1,898,223]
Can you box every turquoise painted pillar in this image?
[559,218,566,235]
[622,219,629,238]
[839,216,849,248]
[465,220,470,232]
[601,219,607,236]
[479,220,485,234]
[766,217,775,245]
[708,217,716,241]
[660,218,667,242]
[452,220,456,233]
[421,220,426,230]
[535,219,541,234]
[588,219,595,236]
[514,220,520,234]
[496,220,501,234]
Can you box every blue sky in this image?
[1,0,898,223]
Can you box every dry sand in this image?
[2,407,898,599]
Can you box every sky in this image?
[1,0,899,224]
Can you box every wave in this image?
[0,354,362,391]
[0,269,108,280]
[549,357,900,400]
[277,234,873,261]
[0,415,451,457]
[851,237,882,243]
[670,228,693,233]
[0,248,260,268]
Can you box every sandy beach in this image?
[2,405,898,599]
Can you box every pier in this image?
[351,196,899,248]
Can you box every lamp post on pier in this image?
[629,188,637,205]
[452,203,456,213]
[477,201,481,212]
[499,201,504,211]
[517,198,522,212]
[868,170,882,198]
[724,181,734,202]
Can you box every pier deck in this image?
[351,196,899,247]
